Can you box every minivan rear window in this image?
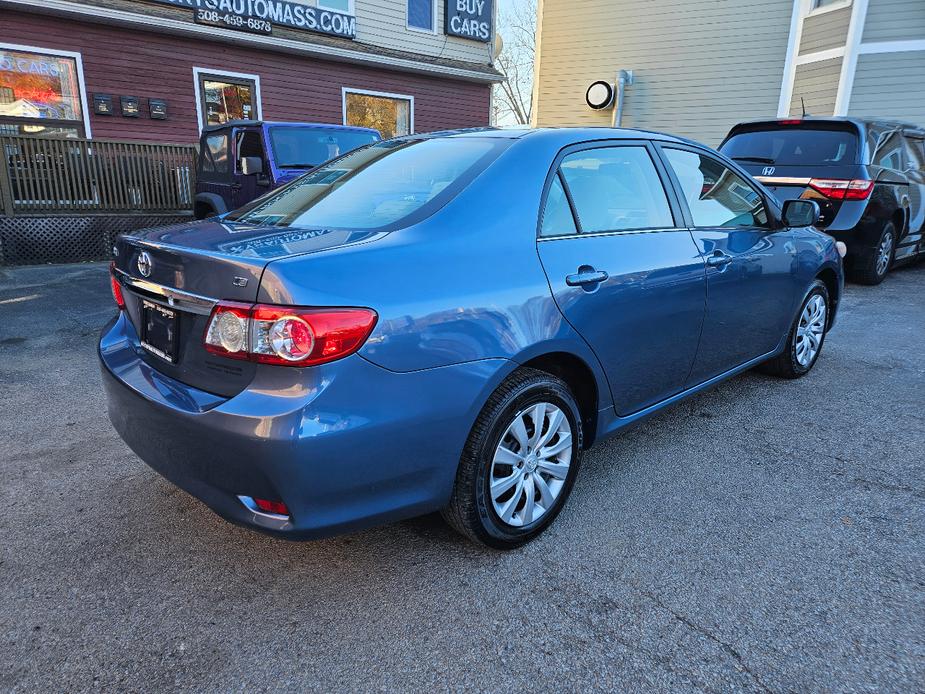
[227,137,508,231]
[720,125,859,166]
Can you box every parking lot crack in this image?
[643,592,774,694]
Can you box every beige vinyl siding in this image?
[849,51,925,125]
[315,0,493,65]
[862,0,925,42]
[790,58,842,116]
[532,0,792,146]
[799,6,852,54]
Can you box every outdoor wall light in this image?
[585,80,614,110]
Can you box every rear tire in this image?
[442,368,583,549]
[851,222,895,285]
[760,280,829,379]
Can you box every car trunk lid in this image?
[113,220,384,396]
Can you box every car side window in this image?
[204,134,229,175]
[540,173,578,237]
[557,146,674,233]
[663,148,770,229]
[235,130,265,173]
[872,128,904,170]
[903,136,925,172]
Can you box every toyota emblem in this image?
[761,166,776,176]
[137,250,153,277]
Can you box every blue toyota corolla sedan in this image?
[101,128,843,548]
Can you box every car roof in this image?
[202,120,380,135]
[392,126,703,148]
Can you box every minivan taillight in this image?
[109,262,125,310]
[808,178,874,201]
[204,302,377,367]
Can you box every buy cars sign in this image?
[446,0,493,42]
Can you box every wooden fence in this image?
[0,135,197,215]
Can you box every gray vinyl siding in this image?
[532,0,793,146]
[848,52,925,125]
[799,6,852,54]
[790,58,842,116]
[862,0,925,43]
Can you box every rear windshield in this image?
[720,125,859,166]
[269,126,380,169]
[226,137,508,231]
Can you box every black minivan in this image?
[720,118,924,284]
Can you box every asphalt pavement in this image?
[0,261,922,692]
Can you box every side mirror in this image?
[240,156,263,176]
[782,199,821,227]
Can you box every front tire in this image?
[760,280,829,379]
[851,222,895,285]
[442,368,583,549]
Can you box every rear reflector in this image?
[204,302,377,367]
[254,498,289,516]
[109,262,125,310]
[808,178,874,201]
[238,495,290,519]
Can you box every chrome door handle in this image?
[566,269,609,287]
[705,251,733,267]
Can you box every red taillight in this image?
[808,178,874,201]
[109,262,125,310]
[778,119,803,125]
[204,302,377,367]
[254,498,289,516]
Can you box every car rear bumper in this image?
[99,313,510,540]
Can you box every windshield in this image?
[269,126,380,169]
[720,126,859,166]
[227,137,508,231]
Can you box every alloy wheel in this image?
[876,231,893,277]
[489,402,572,528]
[795,294,827,367]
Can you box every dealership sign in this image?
[445,0,493,42]
[143,0,357,39]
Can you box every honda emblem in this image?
[761,166,776,176]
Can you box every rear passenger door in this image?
[657,145,798,385]
[197,130,234,212]
[536,141,706,416]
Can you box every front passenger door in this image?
[659,146,798,386]
[536,142,706,416]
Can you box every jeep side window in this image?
[202,133,229,175]
[235,130,265,173]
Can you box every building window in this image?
[408,0,437,32]
[0,45,87,138]
[809,0,851,13]
[318,0,354,14]
[194,68,261,130]
[343,89,413,139]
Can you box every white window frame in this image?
[406,0,439,34]
[192,67,262,132]
[342,87,415,135]
[0,42,92,138]
[806,0,852,18]
[318,0,355,15]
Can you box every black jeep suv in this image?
[720,117,924,284]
